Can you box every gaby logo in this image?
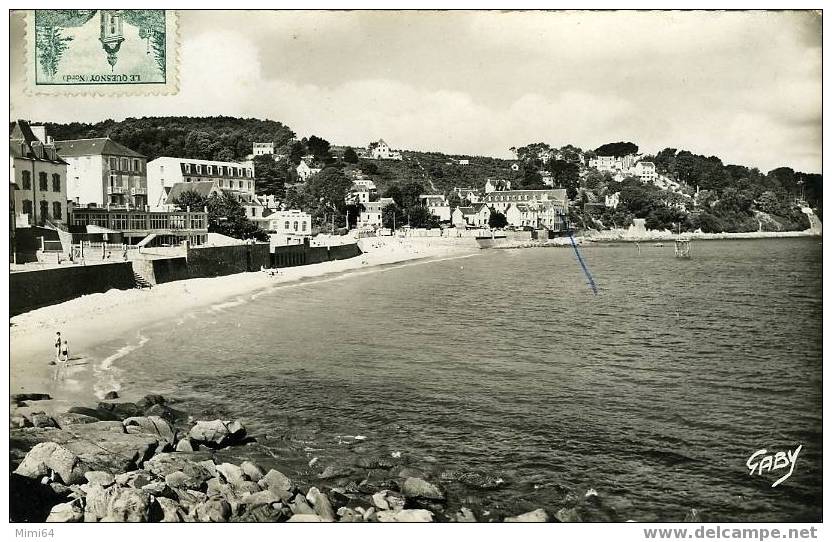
[746,445,803,488]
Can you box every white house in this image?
[367,139,402,160]
[504,202,565,230]
[347,183,371,204]
[452,203,491,228]
[484,179,511,194]
[263,209,312,245]
[605,191,621,209]
[360,197,395,228]
[296,160,322,181]
[453,187,481,204]
[352,177,377,191]
[252,142,275,156]
[631,161,657,183]
[419,194,451,222]
[589,154,638,173]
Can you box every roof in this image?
[9,120,68,165]
[483,189,567,200]
[54,138,145,158]
[166,181,218,203]
[148,156,248,167]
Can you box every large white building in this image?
[146,157,255,209]
[367,139,402,160]
[481,189,568,214]
[451,203,490,228]
[296,160,322,181]
[55,137,147,209]
[252,142,274,156]
[262,209,312,245]
[631,161,657,183]
[589,154,637,172]
[504,202,565,230]
[10,121,68,227]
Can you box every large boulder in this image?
[196,497,232,522]
[136,394,166,411]
[306,487,336,521]
[142,452,215,479]
[189,419,247,448]
[14,441,85,484]
[123,416,175,445]
[231,503,287,522]
[144,403,187,425]
[55,413,100,427]
[58,423,161,473]
[216,463,246,487]
[46,499,85,522]
[258,469,294,500]
[287,513,328,522]
[153,497,185,522]
[401,477,445,501]
[31,414,59,428]
[102,488,152,522]
[84,471,115,487]
[66,406,120,422]
[505,508,550,522]
[97,402,143,420]
[83,483,119,520]
[240,461,264,482]
[12,393,52,402]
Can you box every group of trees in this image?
[380,181,441,230]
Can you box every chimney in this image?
[30,125,47,143]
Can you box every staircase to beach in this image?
[132,271,153,289]
[801,207,822,234]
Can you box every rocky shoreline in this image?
[10,392,588,523]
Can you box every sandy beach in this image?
[9,236,479,407]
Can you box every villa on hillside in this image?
[419,194,451,222]
[360,197,396,228]
[367,139,403,160]
[453,186,481,204]
[481,188,568,214]
[296,159,322,181]
[589,154,638,172]
[504,202,566,231]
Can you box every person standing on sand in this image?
[52,332,61,365]
[60,340,70,364]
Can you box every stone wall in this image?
[10,262,136,316]
[185,244,270,278]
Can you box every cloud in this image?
[10,10,821,173]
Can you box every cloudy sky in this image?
[11,10,822,172]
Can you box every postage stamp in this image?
[23,9,179,95]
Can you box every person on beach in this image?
[52,332,62,365]
[60,340,70,364]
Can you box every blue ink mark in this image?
[561,213,598,295]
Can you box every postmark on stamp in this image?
[23,9,179,95]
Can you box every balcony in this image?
[107,185,127,195]
[130,187,148,195]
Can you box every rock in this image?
[136,394,166,411]
[232,503,286,522]
[396,466,429,479]
[114,470,155,489]
[164,467,212,491]
[66,406,121,422]
[12,393,52,402]
[46,499,85,522]
[362,506,377,522]
[144,403,186,424]
[103,391,119,400]
[372,491,390,510]
[189,419,247,448]
[153,497,184,522]
[55,413,100,427]
[104,488,151,522]
[506,508,550,522]
[10,416,31,428]
[96,402,144,420]
[290,494,316,515]
[9,473,66,522]
[234,480,261,495]
[337,507,363,522]
[143,452,215,479]
[14,442,85,485]
[318,464,355,480]
[196,497,232,522]
[123,416,176,445]
[258,469,293,500]
[555,507,581,523]
[240,460,264,482]
[684,508,702,522]
[83,483,118,520]
[175,439,195,452]
[140,481,174,498]
[377,509,434,522]
[216,463,246,487]
[59,423,161,473]
[30,414,58,428]
[454,507,477,522]
[241,490,279,506]
[84,471,115,487]
[287,514,328,522]
[401,477,444,501]
[306,487,336,521]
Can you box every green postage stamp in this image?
[24,9,179,95]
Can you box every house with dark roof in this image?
[54,137,148,209]
[10,120,68,227]
[451,203,490,228]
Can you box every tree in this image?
[519,168,545,189]
[756,190,781,214]
[253,154,289,196]
[288,141,305,165]
[408,206,441,229]
[382,203,405,230]
[488,209,508,229]
[595,142,638,157]
[306,135,333,163]
[173,190,267,241]
[171,190,209,212]
[343,147,359,163]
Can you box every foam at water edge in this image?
[92,332,150,399]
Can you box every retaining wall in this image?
[10,262,136,316]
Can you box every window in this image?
[21,171,31,190]
[52,173,61,192]
[196,164,202,174]
[121,158,128,171]
[52,202,62,219]
[293,221,298,231]
[207,165,213,175]
[184,164,191,173]
[39,200,49,221]
[134,159,140,172]
[110,157,118,170]
[302,222,307,232]
[38,172,48,191]
[22,200,32,216]
[284,221,290,230]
